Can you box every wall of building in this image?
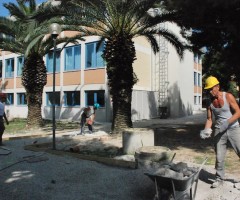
[131,90,159,121]
[149,22,201,118]
[133,37,152,91]
[0,28,201,122]
[167,23,195,117]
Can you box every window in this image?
[46,92,60,106]
[85,90,105,107]
[5,58,14,78]
[6,93,14,105]
[65,45,81,71]
[46,49,61,73]
[198,96,201,105]
[17,93,27,105]
[194,96,197,105]
[17,56,24,76]
[64,91,80,106]
[194,54,198,63]
[85,42,105,68]
[198,73,201,86]
[0,60,2,78]
[194,72,197,86]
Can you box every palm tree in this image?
[54,0,185,134]
[0,0,84,128]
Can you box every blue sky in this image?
[0,0,47,17]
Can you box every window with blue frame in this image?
[194,53,198,63]
[46,92,60,106]
[65,45,81,71]
[46,49,61,73]
[198,73,201,86]
[194,72,197,86]
[17,93,27,105]
[5,58,14,78]
[85,42,105,68]
[85,90,105,107]
[6,93,14,105]
[0,60,2,78]
[64,91,80,106]
[17,56,24,76]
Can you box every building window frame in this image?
[0,60,2,78]
[64,91,80,106]
[17,56,24,76]
[6,93,14,105]
[64,45,81,71]
[194,95,197,105]
[46,49,61,73]
[198,73,201,86]
[85,42,105,69]
[85,90,105,107]
[46,92,61,106]
[194,72,197,86]
[17,93,27,105]
[5,58,14,78]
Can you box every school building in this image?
[0,24,202,123]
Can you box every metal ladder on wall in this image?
[158,22,169,118]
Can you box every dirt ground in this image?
[53,122,240,179]
[153,123,240,178]
[4,111,240,179]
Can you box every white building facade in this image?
[0,26,202,122]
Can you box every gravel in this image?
[0,136,156,200]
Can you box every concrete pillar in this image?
[122,128,154,155]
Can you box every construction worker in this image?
[79,103,100,135]
[0,93,9,146]
[202,76,240,188]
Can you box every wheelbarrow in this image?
[144,157,208,200]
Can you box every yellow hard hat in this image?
[204,76,219,89]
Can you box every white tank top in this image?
[210,92,239,128]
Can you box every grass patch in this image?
[5,118,79,134]
[194,155,215,166]
[5,118,27,134]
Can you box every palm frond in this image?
[157,29,185,59]
[4,2,26,20]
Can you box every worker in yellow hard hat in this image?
[201,76,240,188]
[204,76,219,90]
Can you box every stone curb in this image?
[3,129,79,141]
[24,143,136,169]
[4,133,52,141]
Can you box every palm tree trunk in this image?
[111,91,133,134]
[110,61,135,133]
[104,35,137,134]
[22,52,47,129]
[26,91,43,127]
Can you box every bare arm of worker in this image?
[226,92,240,124]
[3,112,9,125]
[204,106,213,129]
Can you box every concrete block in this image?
[122,128,154,154]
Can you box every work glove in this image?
[200,128,212,139]
[219,120,229,133]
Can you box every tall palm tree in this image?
[55,0,185,134]
[0,0,84,128]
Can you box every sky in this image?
[0,0,47,17]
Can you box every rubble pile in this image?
[148,161,198,180]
